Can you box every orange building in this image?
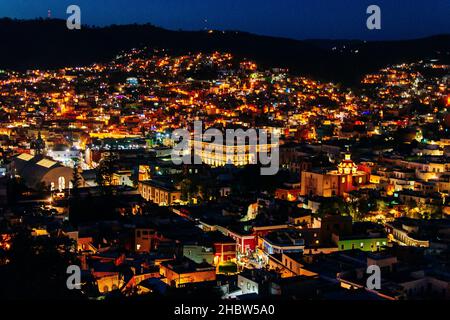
[301,153,368,197]
[275,182,302,201]
[135,228,157,253]
[159,258,216,287]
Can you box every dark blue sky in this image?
[1,0,449,40]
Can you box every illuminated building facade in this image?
[191,139,277,167]
[301,153,368,197]
[159,258,216,287]
[13,153,80,191]
[138,179,181,206]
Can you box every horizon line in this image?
[1,16,449,43]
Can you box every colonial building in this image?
[159,257,216,287]
[12,153,79,191]
[138,179,182,206]
[190,135,277,167]
[301,153,368,197]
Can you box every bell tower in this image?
[31,131,46,156]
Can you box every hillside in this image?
[0,18,449,84]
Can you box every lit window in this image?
[58,176,66,191]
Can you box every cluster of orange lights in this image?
[0,234,12,250]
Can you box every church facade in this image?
[300,153,368,197]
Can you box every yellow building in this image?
[96,273,123,294]
[111,170,133,187]
[159,258,216,287]
[138,179,181,206]
[300,153,368,197]
[190,139,277,167]
[301,170,340,197]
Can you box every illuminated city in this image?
[0,0,449,314]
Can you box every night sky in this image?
[1,0,449,40]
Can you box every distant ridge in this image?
[0,18,449,84]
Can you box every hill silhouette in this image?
[0,18,449,84]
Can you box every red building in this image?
[222,227,257,255]
[213,242,236,264]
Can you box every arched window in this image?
[58,176,66,191]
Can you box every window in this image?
[58,176,66,191]
[360,243,364,248]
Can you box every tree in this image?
[317,197,347,217]
[71,160,82,197]
[69,160,83,221]
[180,178,196,203]
[35,181,50,195]
[6,177,28,204]
[0,228,84,299]
[95,152,118,194]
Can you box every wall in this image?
[337,237,387,252]
[160,265,216,287]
